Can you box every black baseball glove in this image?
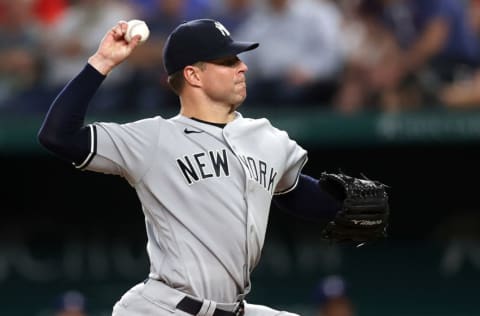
[319,172,389,244]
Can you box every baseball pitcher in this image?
[38,19,389,316]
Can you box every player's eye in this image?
[209,56,240,67]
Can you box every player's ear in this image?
[183,65,202,88]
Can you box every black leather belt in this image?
[176,297,245,316]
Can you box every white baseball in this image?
[125,19,150,43]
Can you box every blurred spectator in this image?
[233,0,346,107]
[439,70,480,108]
[313,275,356,316]
[210,0,255,33]
[33,0,68,27]
[437,0,480,108]
[335,0,480,112]
[333,0,401,113]
[120,0,216,111]
[468,0,480,34]
[129,0,212,21]
[122,0,193,111]
[54,290,88,316]
[41,0,136,111]
[182,0,212,18]
[0,0,43,109]
[127,0,158,19]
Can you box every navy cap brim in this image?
[203,41,259,62]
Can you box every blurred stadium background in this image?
[1,0,480,315]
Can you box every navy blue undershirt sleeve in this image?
[272,174,340,220]
[37,64,106,164]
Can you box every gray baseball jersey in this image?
[78,112,307,303]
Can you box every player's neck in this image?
[179,100,236,124]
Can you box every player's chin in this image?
[236,91,247,105]
[235,85,247,99]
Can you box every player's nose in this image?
[238,59,248,73]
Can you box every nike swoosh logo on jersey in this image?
[184,128,203,134]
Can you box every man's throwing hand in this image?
[88,21,141,75]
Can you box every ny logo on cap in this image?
[214,21,230,37]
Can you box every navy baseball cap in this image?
[163,19,259,75]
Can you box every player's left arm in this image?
[274,172,390,243]
[272,173,340,220]
[268,122,389,242]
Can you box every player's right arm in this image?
[37,22,140,164]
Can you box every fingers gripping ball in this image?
[125,19,150,43]
[319,172,390,244]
